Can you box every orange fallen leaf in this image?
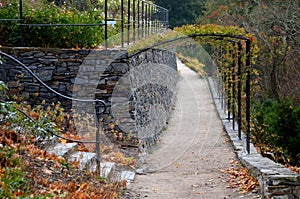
[68,180,76,192]
[79,182,88,190]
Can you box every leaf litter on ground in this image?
[221,160,259,193]
[0,125,128,198]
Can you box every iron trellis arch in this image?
[189,34,252,154]
[186,34,251,154]
[130,33,252,154]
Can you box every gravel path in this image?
[122,60,261,199]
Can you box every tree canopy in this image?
[153,0,206,28]
[198,0,300,104]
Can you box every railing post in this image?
[133,0,136,42]
[227,46,231,121]
[137,0,140,39]
[245,39,251,154]
[232,42,236,130]
[165,9,169,29]
[145,2,148,37]
[148,2,150,35]
[127,0,131,45]
[104,0,108,48]
[141,0,144,38]
[155,6,158,32]
[216,46,222,102]
[221,47,225,110]
[19,0,24,47]
[121,0,124,47]
[151,4,154,34]
[237,41,242,140]
[95,102,101,172]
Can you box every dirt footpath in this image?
[122,60,261,199]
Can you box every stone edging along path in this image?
[207,77,300,199]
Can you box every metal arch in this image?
[126,33,252,154]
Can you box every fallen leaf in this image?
[43,168,52,175]
[79,182,88,190]
[152,188,159,192]
[174,162,182,167]
[68,180,76,192]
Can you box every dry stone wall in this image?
[0,47,178,154]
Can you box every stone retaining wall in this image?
[0,47,178,154]
[208,77,300,199]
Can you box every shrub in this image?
[0,0,118,48]
[252,99,300,165]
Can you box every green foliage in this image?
[0,0,118,48]
[0,81,7,91]
[0,146,29,198]
[175,24,254,40]
[252,99,300,165]
[0,81,8,99]
[154,0,206,28]
[128,29,183,53]
[177,53,205,76]
[0,83,65,139]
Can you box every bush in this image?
[0,0,118,48]
[252,99,300,165]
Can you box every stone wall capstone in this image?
[208,76,300,199]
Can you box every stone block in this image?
[46,142,78,157]
[68,152,96,171]
[24,82,40,92]
[111,62,129,73]
[38,58,58,64]
[100,162,116,178]
[293,186,300,198]
[36,70,53,82]
[272,196,289,199]
[33,52,45,58]
[268,175,300,186]
[120,171,135,185]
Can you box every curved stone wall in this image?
[0,47,178,154]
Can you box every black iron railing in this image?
[0,0,169,48]
[0,51,106,168]
[193,35,252,154]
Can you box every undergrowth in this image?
[252,99,300,166]
[0,82,133,198]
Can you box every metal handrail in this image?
[0,51,108,163]
[0,51,107,108]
